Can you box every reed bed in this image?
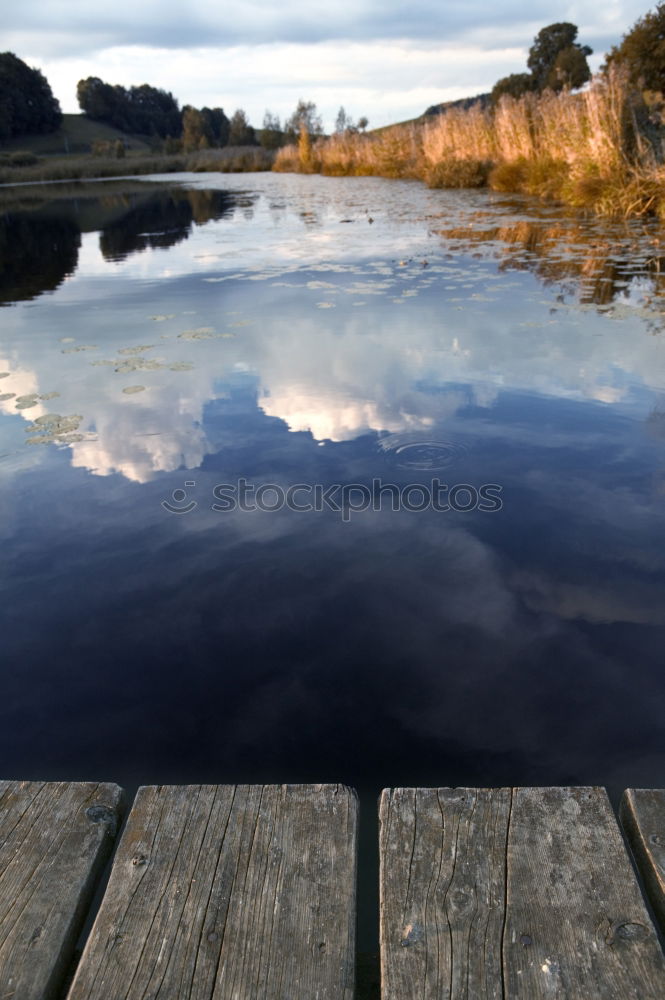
[274,125,423,180]
[0,146,274,185]
[275,68,665,217]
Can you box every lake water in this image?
[1,172,665,945]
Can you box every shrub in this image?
[9,150,38,166]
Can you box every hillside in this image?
[370,93,490,135]
[0,114,154,155]
[423,93,490,116]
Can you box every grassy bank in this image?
[0,145,274,185]
[0,113,154,157]
[274,68,665,218]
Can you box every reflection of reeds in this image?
[276,68,665,218]
[432,216,665,311]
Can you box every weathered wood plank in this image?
[66,783,357,1000]
[380,787,511,1000]
[620,788,665,932]
[503,786,664,999]
[380,786,665,1000]
[0,779,124,1000]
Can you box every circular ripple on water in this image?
[378,433,468,470]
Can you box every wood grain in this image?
[66,783,357,999]
[380,786,665,999]
[380,787,510,1000]
[620,788,665,932]
[0,779,124,1000]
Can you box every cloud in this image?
[6,2,652,125]
[33,41,526,125]
[5,3,648,53]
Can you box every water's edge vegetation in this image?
[275,68,665,218]
[0,145,274,185]
[3,68,665,220]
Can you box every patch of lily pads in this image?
[14,392,61,411]
[24,413,84,446]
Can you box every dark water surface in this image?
[1,173,664,946]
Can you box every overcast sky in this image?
[5,2,651,130]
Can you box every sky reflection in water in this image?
[1,173,664,812]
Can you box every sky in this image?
[4,2,653,131]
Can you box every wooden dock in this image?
[0,782,662,998]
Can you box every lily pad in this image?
[114,359,164,373]
[122,385,146,394]
[178,328,215,340]
[118,345,155,355]
[15,394,39,410]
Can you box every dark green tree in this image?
[490,72,537,105]
[77,78,128,128]
[0,52,61,140]
[126,84,181,136]
[77,76,180,136]
[527,23,592,92]
[604,3,665,92]
[547,45,593,91]
[200,107,229,146]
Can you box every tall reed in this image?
[274,67,665,217]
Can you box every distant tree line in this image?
[0,52,62,140]
[76,77,182,137]
[1,52,373,153]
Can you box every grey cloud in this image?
[6,1,648,57]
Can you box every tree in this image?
[490,72,536,105]
[334,106,354,133]
[284,100,323,142]
[357,116,369,132]
[260,110,284,149]
[77,78,121,125]
[126,83,181,136]
[228,108,256,145]
[0,52,61,140]
[298,122,314,171]
[200,107,229,146]
[182,107,208,152]
[548,45,593,91]
[527,23,592,92]
[77,76,180,136]
[604,4,665,93]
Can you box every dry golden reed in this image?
[274,67,665,218]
